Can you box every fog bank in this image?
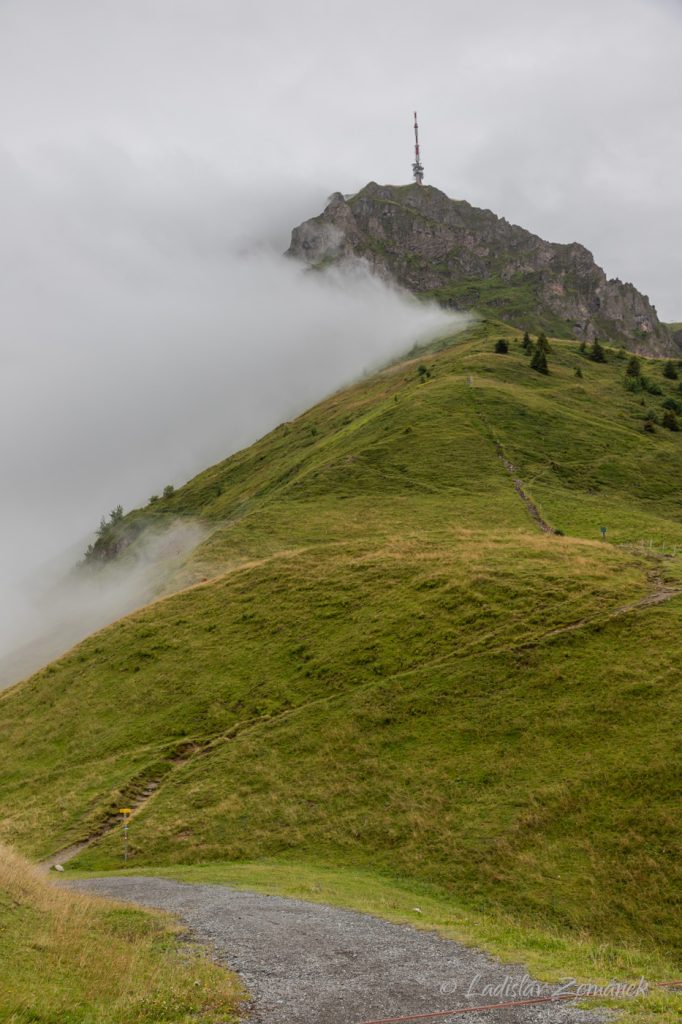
[0,151,463,686]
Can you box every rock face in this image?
[287,182,680,356]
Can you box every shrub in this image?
[575,366,583,378]
[633,375,662,395]
[663,360,679,380]
[417,364,431,380]
[589,339,606,362]
[95,506,124,538]
[662,409,680,431]
[162,484,175,499]
[662,397,681,414]
[644,409,660,424]
[643,418,657,433]
[530,348,549,375]
[494,339,509,354]
[149,495,159,504]
[625,355,641,378]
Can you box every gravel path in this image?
[71,876,607,1024]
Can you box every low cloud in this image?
[0,150,464,686]
[0,519,209,688]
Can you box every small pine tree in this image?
[663,360,679,380]
[494,339,509,354]
[625,355,641,378]
[109,504,124,524]
[536,332,550,353]
[579,340,587,354]
[530,348,549,375]
[575,366,583,378]
[522,330,533,352]
[662,409,680,431]
[589,338,606,363]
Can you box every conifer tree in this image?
[625,355,641,378]
[531,348,549,375]
[589,338,606,363]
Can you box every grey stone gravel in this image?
[70,876,608,1024]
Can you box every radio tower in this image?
[412,111,424,185]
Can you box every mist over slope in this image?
[0,155,460,684]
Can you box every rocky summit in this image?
[287,182,679,356]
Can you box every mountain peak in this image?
[287,183,679,356]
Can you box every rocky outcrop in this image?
[287,182,680,356]
[671,325,682,351]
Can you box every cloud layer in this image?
[0,151,461,682]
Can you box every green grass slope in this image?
[1,322,681,961]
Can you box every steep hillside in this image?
[288,184,680,356]
[1,322,681,960]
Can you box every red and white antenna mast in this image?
[412,111,424,185]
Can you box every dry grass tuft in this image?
[0,841,243,1023]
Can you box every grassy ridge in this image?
[72,574,681,953]
[1,323,681,962]
[0,843,242,1023]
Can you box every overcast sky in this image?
[2,0,680,314]
[1,0,680,673]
